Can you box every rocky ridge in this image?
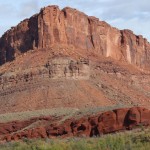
[0,107,150,142]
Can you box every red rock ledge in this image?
[0,107,150,142]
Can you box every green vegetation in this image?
[0,128,149,150]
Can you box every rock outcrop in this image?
[0,107,150,142]
[0,57,90,91]
[45,57,90,79]
[0,5,150,70]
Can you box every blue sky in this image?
[0,0,150,41]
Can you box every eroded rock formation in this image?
[0,107,150,142]
[45,57,90,79]
[0,5,150,70]
[0,57,90,91]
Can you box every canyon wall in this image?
[0,5,150,70]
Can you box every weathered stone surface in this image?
[0,107,150,142]
[113,108,129,130]
[0,57,90,91]
[138,107,150,125]
[45,57,90,79]
[127,107,141,127]
[0,5,150,70]
[98,111,117,134]
[0,116,53,136]
[0,15,38,65]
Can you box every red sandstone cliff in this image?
[0,5,150,70]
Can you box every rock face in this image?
[0,107,150,142]
[0,57,90,90]
[0,5,150,70]
[0,15,38,64]
[45,57,90,79]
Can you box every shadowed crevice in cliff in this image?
[16,15,39,53]
[90,126,100,137]
[0,14,38,65]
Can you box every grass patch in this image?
[0,108,78,123]
[0,104,132,123]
